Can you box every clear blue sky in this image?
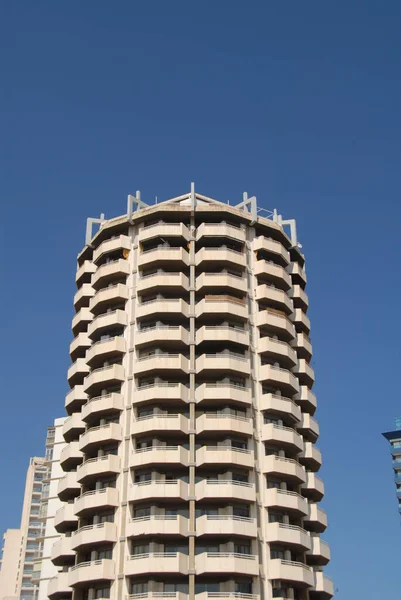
[1,1,400,597]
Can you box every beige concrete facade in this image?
[47,189,333,600]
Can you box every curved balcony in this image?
[264,488,308,516]
[312,571,334,598]
[301,473,325,501]
[132,414,189,436]
[131,446,189,469]
[58,472,81,501]
[93,234,131,264]
[86,336,126,367]
[253,236,290,265]
[258,337,297,367]
[307,536,330,566]
[196,222,246,242]
[195,383,251,407]
[67,359,90,388]
[258,365,299,396]
[195,479,255,503]
[79,423,123,453]
[290,284,309,311]
[262,456,306,483]
[68,558,115,587]
[195,247,246,269]
[48,572,71,599]
[196,515,257,538]
[63,413,85,442]
[196,326,249,347]
[83,364,125,395]
[128,479,189,503]
[196,446,253,469]
[134,383,189,405]
[294,309,311,334]
[87,309,127,339]
[268,559,314,587]
[254,260,292,290]
[92,259,130,290]
[54,503,78,533]
[135,326,190,348]
[255,285,293,315]
[89,283,129,314]
[196,552,258,576]
[255,310,296,341]
[288,262,307,286]
[261,424,303,454]
[81,393,124,423]
[294,333,312,361]
[71,522,117,551]
[196,272,247,294]
[72,307,93,335]
[196,414,252,437]
[136,298,190,320]
[69,333,91,362]
[137,272,190,294]
[295,386,317,415]
[74,284,95,310]
[266,523,311,551]
[299,443,322,472]
[260,393,301,424]
[74,487,119,517]
[60,442,83,471]
[75,260,96,287]
[304,504,328,533]
[76,454,120,484]
[50,536,75,566]
[126,515,188,538]
[134,354,189,376]
[294,359,315,388]
[125,551,188,576]
[138,222,190,243]
[196,298,248,321]
[196,353,250,376]
[138,247,190,269]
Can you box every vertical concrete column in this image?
[188,210,196,600]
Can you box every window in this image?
[235,582,252,594]
[234,543,251,555]
[131,583,148,595]
[271,549,285,560]
[132,543,149,555]
[135,472,151,483]
[233,505,249,518]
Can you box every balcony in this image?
[74,284,95,310]
[293,309,311,334]
[138,247,190,269]
[47,572,71,599]
[288,263,307,286]
[196,272,247,294]
[196,326,249,347]
[87,309,127,339]
[196,446,253,469]
[93,234,131,263]
[196,414,252,437]
[75,260,96,287]
[83,364,125,395]
[268,559,314,587]
[258,365,299,395]
[72,307,93,335]
[262,456,306,483]
[129,479,189,502]
[259,393,301,424]
[294,333,312,361]
[137,272,190,294]
[196,515,257,538]
[126,515,188,538]
[138,222,190,243]
[67,358,90,388]
[195,383,251,407]
[307,536,330,566]
[63,413,85,442]
[301,473,325,501]
[294,359,315,388]
[196,298,248,321]
[254,260,291,290]
[290,284,309,311]
[255,285,293,315]
[196,222,246,242]
[79,423,123,453]
[134,383,189,405]
[50,536,75,566]
[77,454,120,484]
[266,523,311,551]
[312,571,334,598]
[134,354,189,376]
[255,310,296,341]
[54,503,78,533]
[136,298,190,320]
[295,387,317,414]
[60,442,83,470]
[253,236,290,265]
[258,337,297,367]
[89,283,129,314]
[71,522,117,551]
[196,247,246,269]
[86,336,126,366]
[132,414,189,436]
[68,558,115,587]
[92,259,130,290]
[58,472,81,501]
[304,504,328,533]
[69,333,91,361]
[299,443,322,472]
[196,353,250,376]
[261,423,304,454]
[196,552,258,576]
[126,551,189,576]
[135,326,190,348]
[74,487,119,516]
[131,446,189,469]
[81,393,124,423]
[264,488,308,516]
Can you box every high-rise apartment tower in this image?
[382,417,401,514]
[48,187,333,600]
